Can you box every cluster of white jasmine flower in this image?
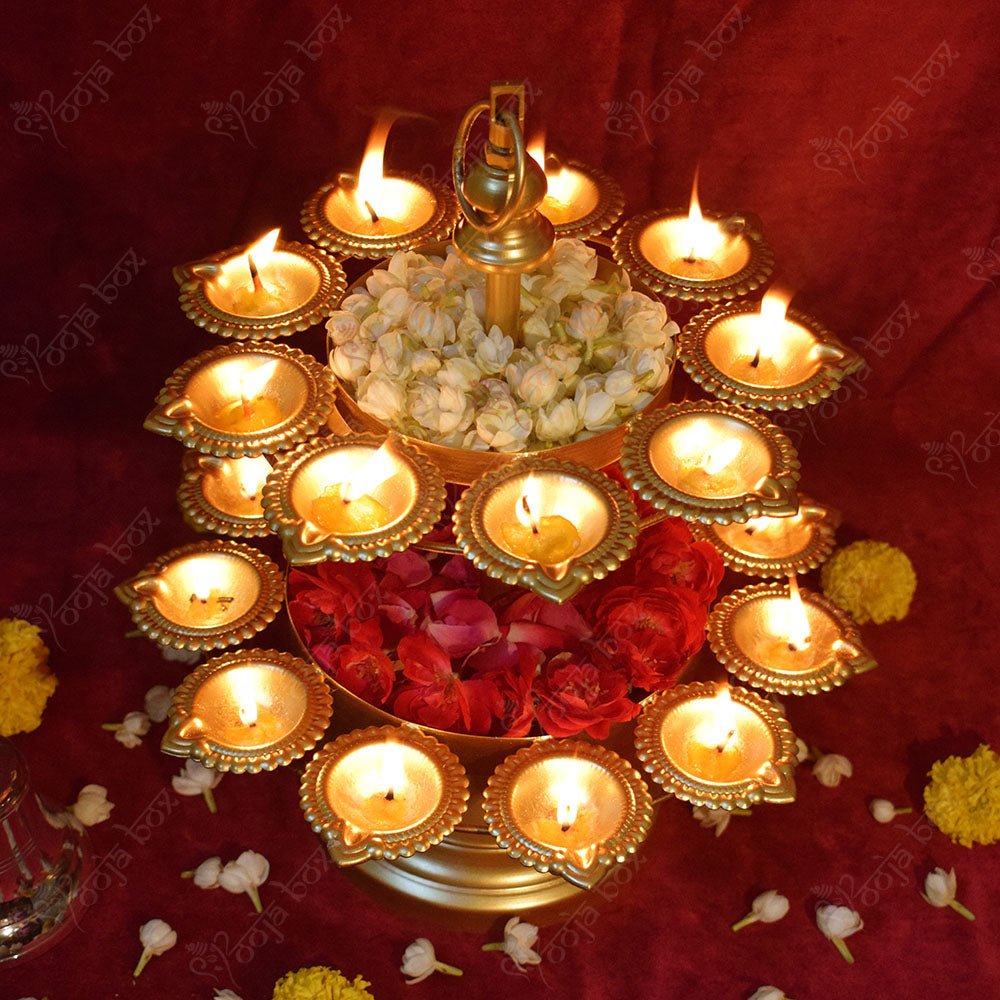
[327,239,677,452]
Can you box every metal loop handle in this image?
[452,103,527,235]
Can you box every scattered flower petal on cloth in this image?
[102,710,151,748]
[172,759,223,813]
[748,988,795,1000]
[400,938,463,984]
[693,805,731,837]
[869,798,912,823]
[732,890,790,931]
[219,850,270,913]
[482,916,542,970]
[921,866,975,920]
[815,903,863,963]
[144,684,174,723]
[71,784,114,826]
[133,918,176,977]
[813,752,852,787]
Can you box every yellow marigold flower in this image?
[0,618,58,737]
[820,540,915,624]
[924,745,1000,847]
[272,966,375,1000]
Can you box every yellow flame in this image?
[527,133,546,171]
[356,114,400,218]
[342,441,400,502]
[785,575,812,650]
[515,474,543,532]
[552,771,583,831]
[232,671,259,727]
[682,167,725,260]
[378,740,405,799]
[759,288,792,327]
[699,684,738,751]
[190,580,211,602]
[237,360,279,403]
[234,456,272,500]
[701,437,742,475]
[247,228,280,271]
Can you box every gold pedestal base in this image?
[359,827,583,913]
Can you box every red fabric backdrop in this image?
[2,1,999,998]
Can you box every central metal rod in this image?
[485,271,521,338]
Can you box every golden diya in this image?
[300,725,469,866]
[621,400,801,524]
[612,168,774,302]
[162,648,333,773]
[635,682,798,810]
[115,539,283,652]
[678,290,866,409]
[452,458,639,603]
[707,577,877,696]
[301,114,458,257]
[174,227,347,340]
[689,496,839,577]
[482,740,654,890]
[260,434,447,564]
[177,452,273,538]
[143,341,336,458]
[526,133,624,238]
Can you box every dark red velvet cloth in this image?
[3,2,999,998]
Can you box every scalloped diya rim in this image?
[260,433,448,565]
[612,207,775,303]
[482,739,654,890]
[541,158,626,240]
[620,401,802,525]
[634,681,798,810]
[300,724,470,866]
[301,171,460,259]
[176,452,273,539]
[707,581,877,696]
[679,301,867,410]
[688,496,839,578]
[452,458,640,604]
[114,539,284,651]
[173,239,348,340]
[328,241,677,485]
[143,342,337,458]
[161,648,333,773]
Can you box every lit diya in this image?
[707,578,877,696]
[635,682,798,810]
[301,115,458,257]
[621,400,801,523]
[162,648,332,773]
[679,291,865,409]
[689,496,839,577]
[527,134,624,238]
[483,740,653,890]
[260,434,447,564]
[452,458,639,603]
[612,168,774,302]
[177,452,273,538]
[143,342,335,458]
[115,539,283,651]
[174,228,347,340]
[300,725,469,866]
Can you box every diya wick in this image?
[174,228,347,340]
[612,169,774,302]
[707,578,877,696]
[115,540,283,651]
[482,740,653,890]
[621,400,801,524]
[177,452,274,538]
[300,725,469,866]
[261,434,447,564]
[143,341,335,458]
[452,458,639,603]
[527,134,624,238]
[301,114,458,257]
[689,495,839,577]
[635,682,798,810]
[161,648,332,773]
[679,292,865,409]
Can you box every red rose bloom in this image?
[593,584,707,691]
[635,518,724,606]
[534,651,639,739]
[287,563,378,645]
[394,634,501,735]
[311,618,395,705]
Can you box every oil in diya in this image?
[205,229,293,317]
[499,473,582,566]
[308,441,398,535]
